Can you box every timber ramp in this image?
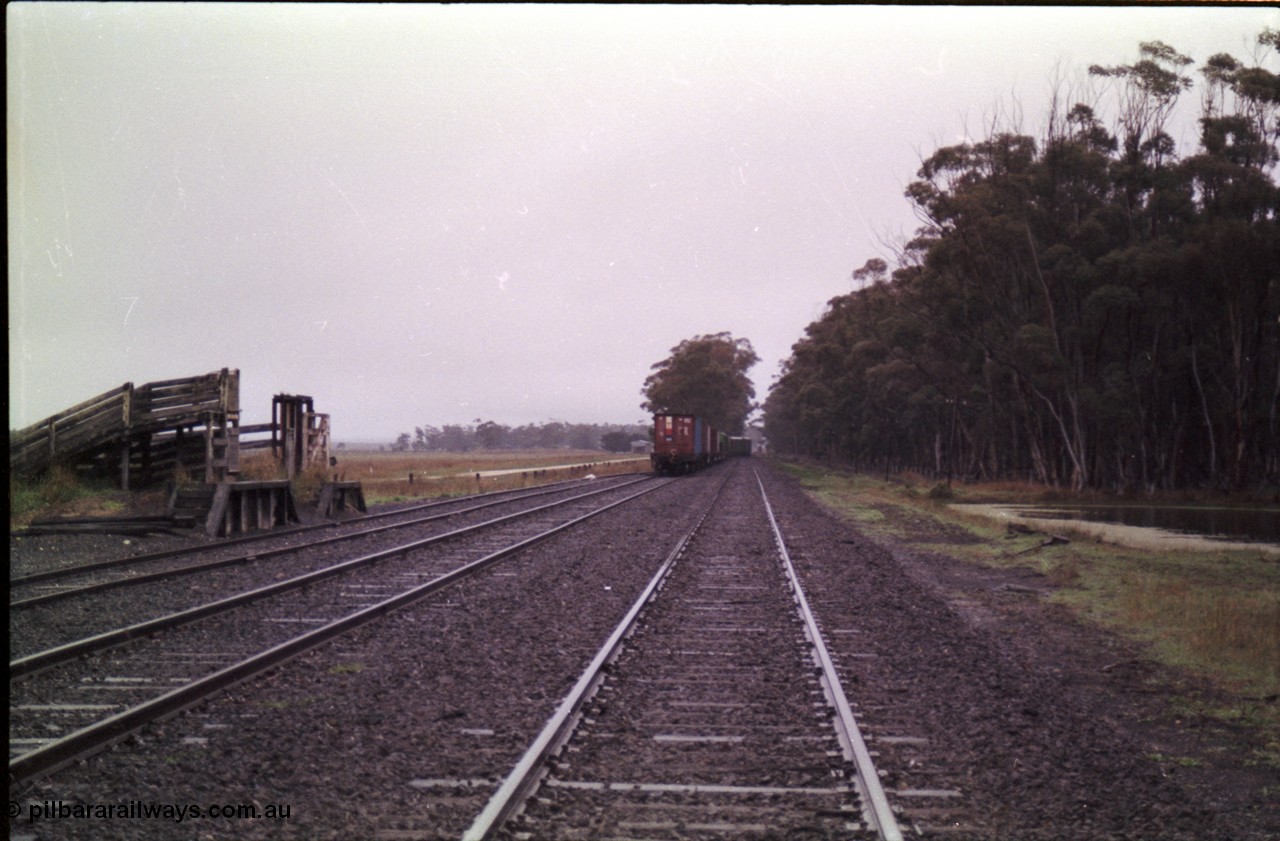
[10,369,241,489]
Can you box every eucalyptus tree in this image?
[764,32,1279,492]
[1177,29,1280,489]
[642,332,759,434]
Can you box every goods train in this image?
[651,413,752,474]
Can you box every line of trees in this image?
[764,35,1280,492]
[392,421,650,453]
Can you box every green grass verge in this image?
[10,467,135,528]
[776,459,1280,766]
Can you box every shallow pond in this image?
[1003,504,1280,544]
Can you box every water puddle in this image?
[956,503,1280,556]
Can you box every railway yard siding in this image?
[8,461,1276,840]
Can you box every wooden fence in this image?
[11,371,331,491]
[10,369,241,489]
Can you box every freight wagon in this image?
[650,413,749,474]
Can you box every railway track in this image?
[13,460,1246,841]
[8,475,673,788]
[9,475,652,660]
[10,475,642,609]
[455,467,902,841]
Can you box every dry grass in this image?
[236,449,651,505]
[1115,573,1280,689]
[313,450,651,503]
[237,451,288,481]
[10,451,653,528]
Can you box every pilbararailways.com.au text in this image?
[12,799,292,824]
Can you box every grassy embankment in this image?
[9,466,164,528]
[9,451,653,529]
[776,459,1280,772]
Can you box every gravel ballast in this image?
[9,461,1276,840]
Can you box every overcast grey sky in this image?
[9,4,1277,441]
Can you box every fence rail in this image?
[10,369,240,488]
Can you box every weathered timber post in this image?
[139,432,153,486]
[188,369,242,484]
[305,412,330,472]
[273,394,316,479]
[204,413,217,485]
[221,368,241,478]
[119,385,134,490]
[119,439,131,491]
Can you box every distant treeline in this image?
[390,421,650,453]
[765,36,1280,492]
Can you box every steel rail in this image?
[11,520,342,588]
[460,474,731,841]
[8,478,674,789]
[10,476,651,610]
[9,477,662,678]
[10,474,634,590]
[754,469,904,841]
